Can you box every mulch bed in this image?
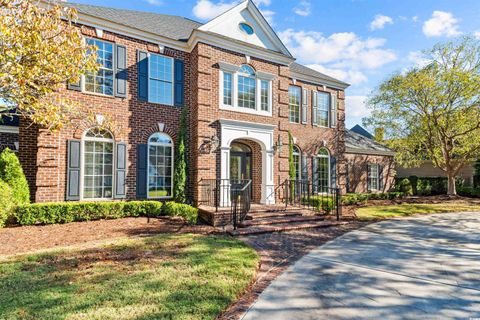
[219,221,368,319]
[0,217,218,257]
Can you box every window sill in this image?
[81,90,117,99]
[220,105,272,117]
[148,196,173,200]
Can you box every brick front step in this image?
[245,211,303,220]
[240,215,325,227]
[228,221,348,236]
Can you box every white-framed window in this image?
[316,148,330,191]
[85,38,114,96]
[289,86,301,123]
[293,146,301,181]
[148,53,174,106]
[147,132,174,199]
[82,128,114,199]
[368,164,379,192]
[317,92,330,127]
[219,63,273,116]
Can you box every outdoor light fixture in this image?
[273,134,283,154]
[210,134,220,151]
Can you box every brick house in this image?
[1,1,396,212]
[345,125,396,193]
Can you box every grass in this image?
[0,234,259,320]
[356,203,480,221]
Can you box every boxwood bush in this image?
[163,202,198,225]
[0,180,14,227]
[341,192,404,206]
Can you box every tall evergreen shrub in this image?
[0,148,29,205]
[173,109,187,203]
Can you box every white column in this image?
[220,146,231,207]
[262,149,275,204]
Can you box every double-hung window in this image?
[148,133,174,198]
[289,86,301,123]
[317,92,330,127]
[148,54,174,105]
[293,146,301,181]
[368,164,379,191]
[85,38,114,96]
[219,63,273,116]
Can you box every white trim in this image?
[0,126,19,134]
[219,118,277,131]
[368,163,380,192]
[218,61,240,73]
[146,132,174,200]
[80,129,115,201]
[316,148,331,191]
[290,71,350,90]
[147,52,175,106]
[82,37,115,97]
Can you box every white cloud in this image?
[294,1,311,17]
[346,96,370,118]
[260,9,275,25]
[192,0,273,21]
[423,11,461,37]
[408,51,431,68]
[279,29,396,85]
[474,31,480,40]
[144,0,163,5]
[369,15,393,30]
[412,16,419,22]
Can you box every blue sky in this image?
[70,0,480,129]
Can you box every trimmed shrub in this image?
[397,178,413,196]
[0,180,14,227]
[163,202,198,225]
[0,148,29,205]
[13,201,163,226]
[340,192,404,206]
[458,186,480,198]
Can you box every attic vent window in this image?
[239,22,254,35]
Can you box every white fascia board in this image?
[189,30,295,66]
[345,147,396,157]
[0,126,19,134]
[290,71,350,91]
[219,118,277,131]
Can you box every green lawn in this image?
[356,203,480,221]
[0,234,259,320]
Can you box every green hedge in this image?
[457,186,480,198]
[302,196,336,213]
[395,176,448,196]
[341,192,404,206]
[0,180,14,228]
[12,201,200,227]
[163,202,198,225]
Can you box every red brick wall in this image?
[191,42,347,204]
[345,153,395,193]
[20,26,190,203]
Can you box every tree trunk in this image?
[447,172,457,196]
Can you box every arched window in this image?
[148,132,174,198]
[316,148,330,190]
[83,128,114,199]
[238,65,256,109]
[293,146,301,181]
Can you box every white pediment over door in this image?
[198,0,292,57]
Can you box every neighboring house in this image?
[13,0,357,206]
[345,126,396,193]
[0,113,19,153]
[397,161,475,186]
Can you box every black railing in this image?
[277,179,341,221]
[231,180,252,230]
[198,179,251,211]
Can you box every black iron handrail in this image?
[198,178,251,212]
[231,180,252,230]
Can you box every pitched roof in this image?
[68,3,202,41]
[350,124,374,139]
[290,62,350,88]
[345,130,395,156]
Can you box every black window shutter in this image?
[66,140,81,201]
[379,165,384,191]
[136,144,148,199]
[68,80,81,91]
[330,156,337,188]
[137,50,148,101]
[301,154,308,181]
[174,59,185,107]
[115,44,127,98]
[312,156,318,192]
[114,142,127,198]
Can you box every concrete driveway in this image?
[242,212,480,320]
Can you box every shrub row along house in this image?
[1,1,396,218]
